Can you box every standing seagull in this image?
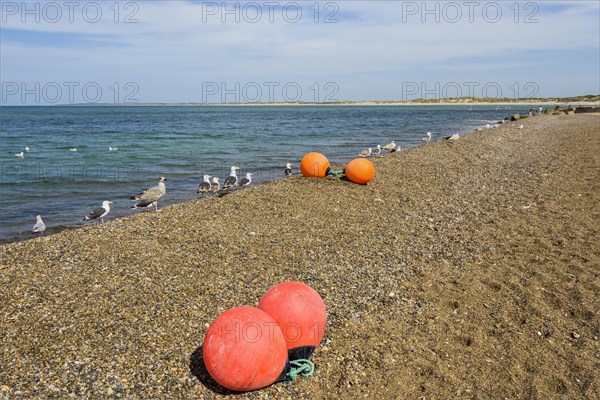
[238,172,253,187]
[223,166,240,189]
[445,133,460,142]
[197,175,212,194]
[422,132,432,144]
[32,215,46,234]
[210,176,220,192]
[382,140,396,152]
[285,163,293,177]
[372,145,382,155]
[83,200,113,223]
[130,177,167,211]
[358,148,372,157]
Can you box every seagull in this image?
[422,132,432,144]
[372,145,382,155]
[32,215,46,234]
[197,175,212,194]
[382,140,396,152]
[83,200,113,223]
[210,176,220,192]
[518,124,524,129]
[285,163,293,177]
[223,166,240,189]
[15,152,24,158]
[238,172,253,187]
[445,134,460,142]
[109,147,119,151]
[24,147,30,152]
[358,148,372,157]
[130,177,167,211]
[69,148,77,152]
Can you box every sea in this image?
[0,105,527,243]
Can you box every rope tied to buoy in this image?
[327,169,344,178]
[287,359,315,380]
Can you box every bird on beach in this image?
[372,145,382,155]
[109,147,119,151]
[130,177,167,211]
[422,132,432,144]
[285,163,293,177]
[197,175,212,194]
[238,172,253,187]
[15,152,24,158]
[223,166,240,189]
[210,176,220,192]
[358,148,372,157]
[83,200,113,223]
[445,134,460,142]
[518,124,524,129]
[382,140,396,152]
[69,148,77,152]
[32,215,46,234]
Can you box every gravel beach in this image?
[1,113,599,399]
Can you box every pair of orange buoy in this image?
[203,282,327,392]
[300,152,375,185]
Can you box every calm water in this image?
[0,105,523,242]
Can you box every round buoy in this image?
[203,306,288,392]
[258,282,327,360]
[300,152,330,178]
[345,158,375,184]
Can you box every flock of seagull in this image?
[23,121,513,236]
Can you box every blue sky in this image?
[1,0,599,104]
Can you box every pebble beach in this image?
[1,113,599,398]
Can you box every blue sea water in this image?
[0,105,524,242]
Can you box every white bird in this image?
[422,132,432,144]
[445,134,460,142]
[358,148,372,157]
[382,140,396,152]
[197,175,212,194]
[238,172,253,187]
[32,215,46,234]
[83,200,113,223]
[15,152,24,158]
[372,145,382,155]
[130,177,167,211]
[210,176,220,192]
[285,163,293,177]
[223,166,240,189]
[518,124,524,129]
[109,147,119,151]
[69,148,77,152]
[24,147,30,152]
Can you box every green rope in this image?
[327,169,344,178]
[287,359,315,380]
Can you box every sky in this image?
[1,0,599,104]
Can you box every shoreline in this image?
[1,113,599,398]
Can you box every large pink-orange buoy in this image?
[345,158,375,184]
[258,282,327,360]
[300,152,330,178]
[203,306,288,392]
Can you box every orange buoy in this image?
[300,152,330,178]
[258,282,327,360]
[203,306,288,392]
[345,158,375,184]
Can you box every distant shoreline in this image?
[2,100,599,107]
